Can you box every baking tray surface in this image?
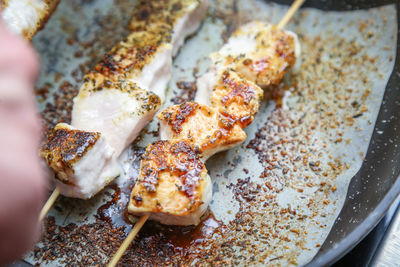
[26,0,398,266]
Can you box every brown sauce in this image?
[137,212,223,251]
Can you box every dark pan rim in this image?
[292,1,400,265]
[307,174,400,267]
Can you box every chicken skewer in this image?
[1,0,60,40]
[39,0,210,220]
[129,24,300,225]
[130,4,303,227]
[108,0,305,266]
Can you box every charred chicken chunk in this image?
[158,102,247,160]
[128,140,212,226]
[210,21,300,87]
[40,123,119,199]
[197,70,263,128]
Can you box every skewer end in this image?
[39,187,60,222]
[277,0,305,29]
[107,214,150,267]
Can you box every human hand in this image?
[0,17,47,264]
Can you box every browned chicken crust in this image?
[158,102,247,156]
[90,24,172,81]
[210,70,263,128]
[214,24,297,87]
[40,125,100,185]
[129,0,202,31]
[1,0,10,7]
[82,0,203,88]
[130,140,208,215]
[77,23,172,99]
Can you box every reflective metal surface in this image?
[371,195,400,267]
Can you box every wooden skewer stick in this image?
[277,0,305,29]
[39,187,60,221]
[106,0,305,266]
[107,214,150,267]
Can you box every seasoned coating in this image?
[75,0,209,100]
[75,23,173,100]
[209,70,263,128]
[40,123,119,199]
[40,123,100,184]
[128,140,212,226]
[211,21,299,87]
[84,23,172,83]
[158,102,247,160]
[129,0,209,56]
[130,0,204,30]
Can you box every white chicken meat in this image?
[40,123,120,199]
[1,0,59,39]
[41,0,209,199]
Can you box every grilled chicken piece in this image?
[1,0,59,39]
[128,140,212,226]
[196,21,300,104]
[72,0,210,149]
[72,22,172,106]
[210,21,300,87]
[40,123,119,199]
[196,70,263,128]
[130,0,210,57]
[41,0,209,199]
[128,21,301,226]
[72,77,162,157]
[158,102,247,161]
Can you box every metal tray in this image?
[22,0,400,266]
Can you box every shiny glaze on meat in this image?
[158,102,247,159]
[129,140,212,225]
[210,70,263,128]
